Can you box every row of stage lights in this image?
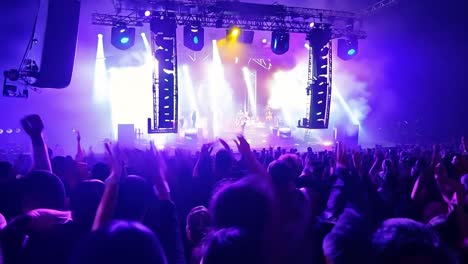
[109,11,359,61]
[0,128,21,135]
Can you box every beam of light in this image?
[334,88,361,126]
[242,67,257,117]
[181,65,199,115]
[107,45,154,140]
[209,40,222,138]
[141,32,152,60]
[93,33,108,103]
[268,66,308,126]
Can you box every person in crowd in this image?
[1,114,468,264]
[71,220,167,264]
[186,206,211,264]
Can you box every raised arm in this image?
[192,142,214,179]
[74,130,85,162]
[148,141,171,201]
[21,114,51,172]
[92,143,123,230]
[234,135,269,181]
[369,150,384,185]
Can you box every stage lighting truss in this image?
[148,16,179,134]
[92,1,367,132]
[92,2,366,40]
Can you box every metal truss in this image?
[91,1,367,39]
[363,0,398,16]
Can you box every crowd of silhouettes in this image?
[0,114,468,263]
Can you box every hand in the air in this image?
[21,114,44,137]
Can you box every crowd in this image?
[0,114,468,264]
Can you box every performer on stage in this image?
[192,110,197,128]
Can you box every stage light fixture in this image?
[271,30,290,55]
[229,27,241,38]
[338,38,358,60]
[184,23,205,51]
[262,38,268,44]
[111,25,135,50]
[144,10,151,17]
[226,27,254,44]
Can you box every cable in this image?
[18,1,41,71]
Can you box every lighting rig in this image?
[92,0,367,133]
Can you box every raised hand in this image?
[374,149,384,162]
[20,114,51,172]
[336,142,348,168]
[74,129,85,162]
[93,142,124,230]
[233,135,251,157]
[105,143,124,183]
[148,141,170,200]
[74,129,81,142]
[352,150,362,173]
[462,136,468,153]
[201,142,214,159]
[219,138,232,152]
[21,114,44,138]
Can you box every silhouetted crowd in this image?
[1,114,468,264]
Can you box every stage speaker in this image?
[334,125,359,148]
[118,124,135,146]
[33,0,81,88]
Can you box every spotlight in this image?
[309,22,315,28]
[337,38,358,60]
[15,128,21,133]
[271,30,290,55]
[262,38,268,44]
[229,27,241,38]
[144,10,151,17]
[120,37,129,44]
[0,129,3,134]
[226,27,254,44]
[6,129,13,134]
[184,22,205,51]
[97,33,103,39]
[111,25,135,50]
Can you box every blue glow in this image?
[120,37,130,44]
[347,48,356,56]
[193,36,199,44]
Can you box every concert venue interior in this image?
[2,1,468,264]
[0,0,466,154]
